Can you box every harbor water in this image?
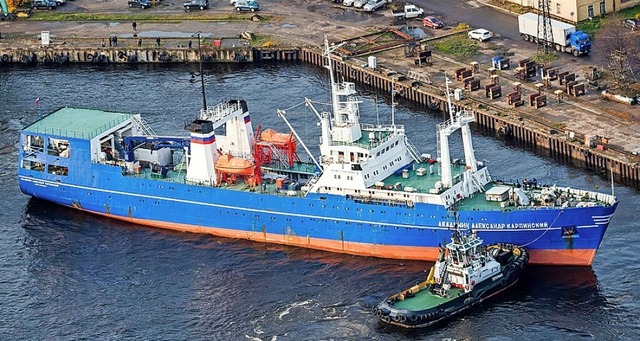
[0,63,638,340]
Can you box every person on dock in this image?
[132,21,137,32]
[156,37,161,46]
[188,40,192,49]
[138,38,142,47]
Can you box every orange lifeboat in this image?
[215,154,255,176]
[261,128,294,144]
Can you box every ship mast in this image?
[437,74,481,193]
[323,36,341,117]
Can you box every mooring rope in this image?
[519,210,564,248]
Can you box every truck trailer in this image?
[517,12,591,56]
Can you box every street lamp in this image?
[192,31,207,111]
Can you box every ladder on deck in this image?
[131,115,156,136]
[404,136,422,163]
[258,141,290,168]
[470,173,486,193]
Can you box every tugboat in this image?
[374,226,529,328]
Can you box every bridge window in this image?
[48,138,70,158]
[48,165,68,176]
[23,134,45,154]
[21,160,45,172]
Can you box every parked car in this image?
[235,0,258,11]
[128,0,151,9]
[362,0,386,12]
[623,18,640,30]
[468,28,493,41]
[184,0,208,10]
[31,0,57,9]
[422,16,443,29]
[229,0,237,4]
[54,0,65,6]
[353,0,368,8]
[342,0,355,6]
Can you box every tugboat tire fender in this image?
[1,54,9,62]
[410,314,419,322]
[381,315,391,323]
[392,314,400,322]
[399,315,407,323]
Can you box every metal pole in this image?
[193,31,207,110]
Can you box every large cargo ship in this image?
[17,39,617,266]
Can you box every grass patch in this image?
[487,0,532,15]
[576,17,604,36]
[530,52,559,64]
[616,5,640,20]
[433,35,479,59]
[249,34,273,47]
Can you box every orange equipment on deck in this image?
[215,154,255,176]
[254,127,301,168]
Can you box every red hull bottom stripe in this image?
[85,209,596,266]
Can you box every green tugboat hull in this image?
[374,243,528,328]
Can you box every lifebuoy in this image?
[435,277,440,284]
[230,52,236,61]
[428,99,440,111]
[1,54,9,62]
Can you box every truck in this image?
[517,12,591,57]
[391,3,424,21]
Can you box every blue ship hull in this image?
[18,160,617,266]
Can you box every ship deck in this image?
[123,159,608,210]
[392,287,464,311]
[126,160,507,208]
[23,107,134,140]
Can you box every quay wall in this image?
[0,46,301,64]
[1,44,637,187]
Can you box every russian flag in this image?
[244,115,251,124]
